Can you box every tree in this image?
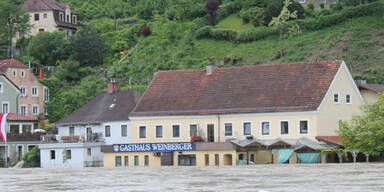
[264,0,304,25]
[338,94,384,156]
[268,0,298,58]
[23,146,40,168]
[27,31,69,66]
[205,0,220,25]
[0,0,30,58]
[69,26,105,67]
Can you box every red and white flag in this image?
[0,113,8,144]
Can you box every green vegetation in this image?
[0,0,382,123]
[23,146,40,168]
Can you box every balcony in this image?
[7,133,43,142]
[40,133,104,143]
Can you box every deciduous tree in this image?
[205,0,220,25]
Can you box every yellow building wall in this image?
[360,89,379,105]
[248,150,272,164]
[27,11,58,36]
[130,112,317,144]
[317,62,364,136]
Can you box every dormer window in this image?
[67,15,70,22]
[72,15,77,24]
[59,12,64,22]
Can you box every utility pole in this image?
[113,0,117,30]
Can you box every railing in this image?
[40,133,104,143]
[7,133,43,141]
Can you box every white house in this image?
[39,82,141,168]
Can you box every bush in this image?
[264,0,305,25]
[23,146,40,168]
[210,28,238,41]
[216,2,242,21]
[331,2,343,11]
[118,17,138,25]
[140,26,151,36]
[307,2,315,11]
[192,16,210,29]
[236,27,278,42]
[239,7,265,26]
[195,26,213,39]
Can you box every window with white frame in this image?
[346,94,351,104]
[105,125,111,137]
[32,105,39,115]
[21,86,27,97]
[0,83,3,93]
[139,126,146,138]
[44,87,49,102]
[299,120,309,134]
[44,106,48,115]
[189,124,197,137]
[224,123,233,136]
[69,127,75,136]
[43,13,47,18]
[280,121,289,135]
[333,93,339,103]
[32,87,38,97]
[13,70,17,77]
[121,125,127,137]
[172,125,180,138]
[20,105,27,116]
[72,15,77,24]
[21,70,25,78]
[156,125,163,138]
[2,103,9,113]
[261,121,270,135]
[243,122,251,136]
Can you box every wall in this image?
[130,111,317,144]
[359,89,379,105]
[7,141,39,161]
[4,68,46,116]
[298,0,336,10]
[26,11,57,36]
[316,62,364,136]
[0,76,19,114]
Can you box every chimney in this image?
[107,79,118,94]
[206,62,216,75]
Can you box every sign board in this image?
[113,142,194,153]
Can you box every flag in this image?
[0,113,8,144]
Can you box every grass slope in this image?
[195,16,384,74]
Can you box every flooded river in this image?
[1,163,383,192]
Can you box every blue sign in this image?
[113,142,194,153]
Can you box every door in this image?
[17,146,23,161]
[86,127,92,141]
[207,124,215,142]
[161,152,174,166]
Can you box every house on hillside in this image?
[356,80,384,104]
[0,72,20,114]
[297,0,339,10]
[20,0,79,38]
[0,59,49,117]
[102,60,364,167]
[39,82,141,168]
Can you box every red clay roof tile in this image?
[6,113,39,121]
[131,61,342,116]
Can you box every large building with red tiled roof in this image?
[19,0,79,38]
[102,60,364,167]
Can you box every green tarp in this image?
[297,153,319,164]
[277,149,294,164]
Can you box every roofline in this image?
[358,84,382,94]
[315,136,344,147]
[0,74,21,92]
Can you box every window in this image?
[44,87,49,102]
[87,148,91,156]
[13,70,17,77]
[280,121,289,135]
[250,154,255,163]
[155,125,163,138]
[39,28,45,32]
[28,145,35,151]
[66,150,71,159]
[189,124,197,137]
[50,150,55,160]
[334,93,339,103]
[346,94,351,104]
[299,0,306,3]
[2,103,9,114]
[59,13,64,21]
[72,15,77,24]
[44,107,48,115]
[22,124,31,133]
[172,125,180,138]
[243,122,251,136]
[121,125,127,137]
[134,155,139,166]
[67,15,70,22]
[20,105,27,116]
[32,105,39,115]
[0,83,2,93]
[320,0,326,3]
[144,155,149,166]
[115,156,122,167]
[34,13,39,21]
[215,154,219,166]
[69,127,74,136]
[32,87,38,96]
[43,13,47,18]
[332,0,338,3]
[224,123,232,136]
[139,126,146,138]
[124,156,129,167]
[261,121,270,135]
[21,70,25,78]
[300,120,309,134]
[21,87,26,97]
[205,154,209,166]
[105,125,111,137]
